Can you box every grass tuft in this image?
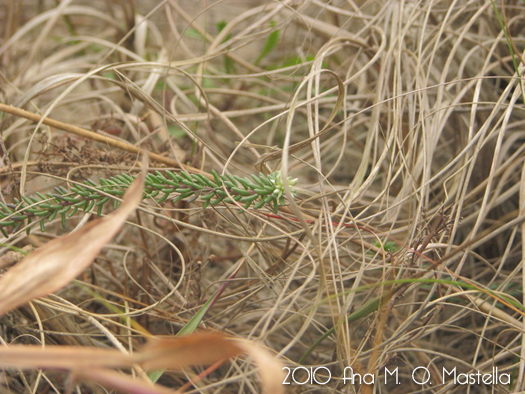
[0,1,524,393]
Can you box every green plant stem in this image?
[0,170,297,237]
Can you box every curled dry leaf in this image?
[139,332,285,394]
[0,171,145,316]
[137,332,242,370]
[0,332,285,394]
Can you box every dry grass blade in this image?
[0,170,145,316]
[0,103,196,174]
[234,338,286,394]
[2,1,525,393]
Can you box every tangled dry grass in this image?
[1,1,525,393]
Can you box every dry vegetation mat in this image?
[0,1,525,393]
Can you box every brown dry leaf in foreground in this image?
[136,333,285,394]
[0,171,145,316]
[0,346,135,370]
[0,332,285,394]
[139,332,241,370]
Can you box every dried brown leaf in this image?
[0,332,284,393]
[0,171,145,316]
[137,332,242,370]
[139,332,285,394]
[0,346,133,370]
